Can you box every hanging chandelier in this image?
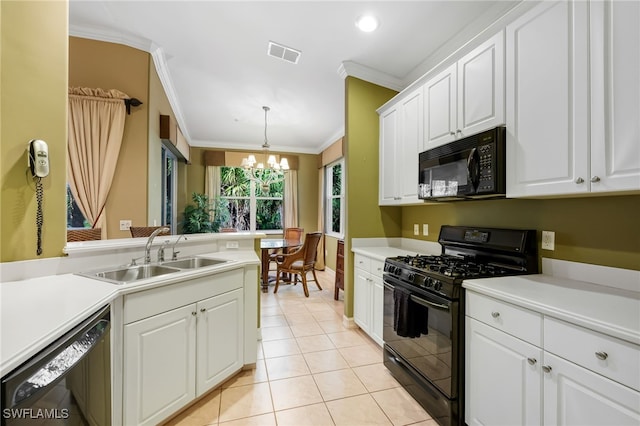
[241,106,289,193]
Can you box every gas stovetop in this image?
[383,226,539,300]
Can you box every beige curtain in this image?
[283,170,298,228]
[67,87,129,238]
[315,167,326,270]
[204,165,221,222]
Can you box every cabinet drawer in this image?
[354,254,371,272]
[370,259,384,278]
[544,317,640,391]
[466,292,542,346]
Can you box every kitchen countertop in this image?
[464,273,640,346]
[0,250,259,377]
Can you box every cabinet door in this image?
[590,0,640,193]
[458,31,505,137]
[370,275,384,346]
[465,317,542,426]
[543,352,640,425]
[379,107,399,204]
[196,288,243,396]
[424,63,457,149]
[506,0,590,197]
[124,304,196,426]
[398,87,423,203]
[353,269,371,333]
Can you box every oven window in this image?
[383,283,454,397]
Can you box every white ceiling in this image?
[69,1,520,154]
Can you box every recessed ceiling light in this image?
[355,15,379,33]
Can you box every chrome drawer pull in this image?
[527,358,537,366]
[595,351,608,361]
[542,365,552,373]
[491,311,500,318]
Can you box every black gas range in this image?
[382,226,538,426]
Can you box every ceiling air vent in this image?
[267,41,301,64]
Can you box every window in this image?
[219,167,284,232]
[325,159,344,237]
[161,146,177,233]
[66,185,89,229]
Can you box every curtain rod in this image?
[124,98,143,114]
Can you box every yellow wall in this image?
[1,1,68,261]
[344,76,399,316]
[403,195,640,271]
[69,37,150,239]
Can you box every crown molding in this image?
[189,140,320,155]
[69,24,152,52]
[337,60,405,92]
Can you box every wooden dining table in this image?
[259,238,302,292]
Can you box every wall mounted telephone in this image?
[28,139,50,178]
[28,139,49,255]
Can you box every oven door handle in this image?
[410,294,450,311]
[384,281,450,311]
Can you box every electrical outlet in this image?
[413,224,420,236]
[119,220,132,231]
[423,224,429,236]
[542,231,555,250]
[226,241,239,249]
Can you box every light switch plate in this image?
[542,231,555,250]
[423,224,429,236]
[119,220,132,231]
[413,224,420,235]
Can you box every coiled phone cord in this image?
[35,177,43,255]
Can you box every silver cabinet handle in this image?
[200,308,206,313]
[527,358,537,366]
[491,311,500,318]
[575,177,585,184]
[450,131,456,136]
[591,176,601,183]
[595,351,608,360]
[192,311,197,316]
[542,365,552,373]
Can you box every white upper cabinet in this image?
[590,0,640,193]
[425,31,505,150]
[506,0,640,197]
[506,0,590,197]
[379,86,423,205]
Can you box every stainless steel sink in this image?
[81,264,181,285]
[162,257,228,269]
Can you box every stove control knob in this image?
[433,281,442,291]
[407,273,415,282]
[425,277,433,287]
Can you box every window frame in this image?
[325,158,345,239]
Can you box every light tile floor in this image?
[163,269,436,426]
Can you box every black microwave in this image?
[418,126,506,200]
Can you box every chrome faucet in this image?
[144,227,170,263]
[171,234,187,260]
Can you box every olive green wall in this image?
[185,148,319,236]
[69,37,150,239]
[344,76,399,316]
[403,195,640,271]
[1,1,68,262]
[325,235,338,271]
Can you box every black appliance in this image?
[418,127,505,201]
[383,226,537,426]
[2,305,111,426]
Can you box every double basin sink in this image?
[78,257,229,285]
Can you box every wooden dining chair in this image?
[268,227,304,272]
[129,226,171,238]
[67,228,102,242]
[274,232,323,297]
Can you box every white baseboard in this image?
[342,315,357,329]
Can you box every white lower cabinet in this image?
[466,290,640,425]
[466,317,542,426]
[122,269,245,425]
[353,254,384,346]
